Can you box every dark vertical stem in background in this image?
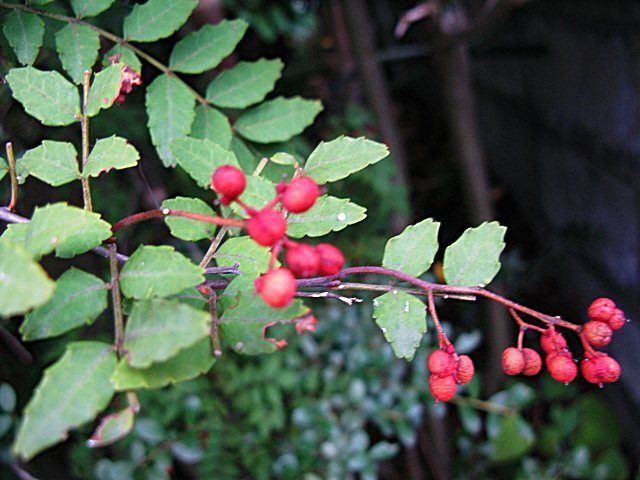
[341,0,410,232]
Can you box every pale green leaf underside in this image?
[235,96,323,143]
[169,19,248,74]
[304,136,390,184]
[161,196,216,241]
[214,236,272,277]
[443,221,507,287]
[71,0,116,18]
[206,58,283,108]
[286,195,366,238]
[23,203,112,259]
[373,291,426,360]
[120,245,204,299]
[2,11,44,65]
[123,299,210,368]
[0,241,54,317]
[382,218,440,278]
[170,137,239,188]
[191,105,232,149]
[86,63,124,117]
[83,136,140,177]
[6,67,80,126]
[17,141,80,187]
[146,74,195,167]
[21,268,108,341]
[13,341,116,460]
[112,338,214,390]
[124,0,198,42]
[87,407,134,448]
[55,23,100,84]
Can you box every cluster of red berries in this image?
[427,345,475,402]
[211,165,345,309]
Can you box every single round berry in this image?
[521,348,542,376]
[607,308,626,330]
[455,355,475,384]
[599,355,621,382]
[546,352,577,383]
[588,297,616,323]
[281,176,320,213]
[540,329,567,354]
[501,347,525,375]
[429,374,457,402]
[254,268,296,308]
[316,243,345,276]
[285,243,320,278]
[428,349,456,377]
[212,165,246,201]
[246,209,287,247]
[582,320,612,347]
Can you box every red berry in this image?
[212,165,246,201]
[607,308,626,330]
[254,268,296,308]
[429,374,457,402]
[281,176,320,213]
[285,243,320,278]
[501,347,525,375]
[540,329,567,354]
[599,355,621,382]
[246,209,287,247]
[581,353,621,384]
[521,348,542,376]
[427,349,455,377]
[588,297,616,322]
[455,355,475,384]
[546,352,577,383]
[580,355,601,384]
[316,243,345,276]
[582,320,612,347]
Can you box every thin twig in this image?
[5,143,17,211]
[108,243,125,357]
[111,209,245,232]
[80,70,93,211]
[199,226,229,268]
[208,292,222,357]
[448,395,517,415]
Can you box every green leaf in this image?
[83,136,140,177]
[23,203,112,259]
[120,245,204,299]
[229,176,275,216]
[382,218,440,277]
[13,341,116,460]
[85,63,124,117]
[111,338,214,390]
[161,197,216,241]
[286,195,366,238]
[20,268,108,341]
[0,241,54,317]
[103,45,142,73]
[221,293,309,355]
[71,0,116,18]
[191,105,232,149]
[235,96,323,143]
[2,11,45,65]
[372,291,426,360]
[55,23,100,84]
[88,407,134,448]
[169,19,248,74]
[0,157,8,183]
[123,0,198,42]
[123,299,209,368]
[215,236,272,276]
[17,141,80,186]
[304,136,390,184]
[170,137,239,188]
[206,58,283,108]
[443,222,506,286]
[27,0,55,4]
[6,67,80,126]
[146,74,196,167]
[489,414,534,463]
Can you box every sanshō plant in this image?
[0,0,629,464]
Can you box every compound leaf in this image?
[21,268,108,341]
[17,141,80,187]
[13,342,116,460]
[373,291,426,361]
[161,197,216,241]
[191,105,232,149]
[286,196,366,238]
[170,137,239,188]
[124,0,197,42]
[382,218,440,277]
[55,23,100,84]
[2,11,45,65]
[123,299,209,368]
[83,136,140,177]
[169,19,248,74]
[235,96,323,143]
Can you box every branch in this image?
[111,208,245,232]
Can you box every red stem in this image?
[111,209,245,232]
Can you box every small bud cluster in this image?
[427,345,475,402]
[211,166,344,311]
